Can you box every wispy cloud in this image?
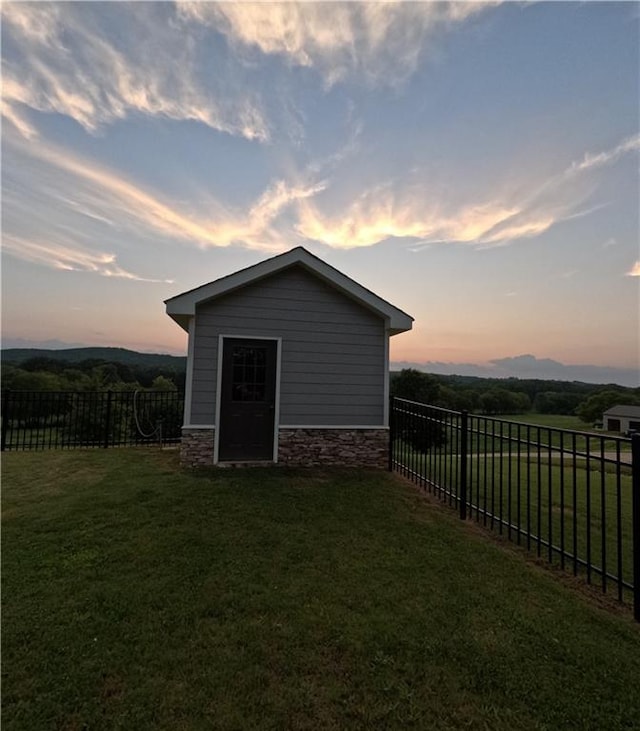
[3,133,325,255]
[2,234,172,283]
[1,2,269,141]
[296,133,640,249]
[627,261,640,277]
[5,124,636,256]
[296,191,521,249]
[178,1,497,87]
[566,133,640,175]
[246,179,327,239]
[0,93,38,139]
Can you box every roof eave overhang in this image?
[164,247,414,335]
[167,312,191,332]
[388,326,410,337]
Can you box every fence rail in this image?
[389,397,640,621]
[1,390,184,450]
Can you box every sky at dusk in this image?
[1,2,639,385]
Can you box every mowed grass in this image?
[3,450,640,730]
[395,438,634,599]
[465,415,630,454]
[500,414,590,431]
[466,457,634,595]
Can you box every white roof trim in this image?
[165,246,413,335]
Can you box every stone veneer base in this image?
[180,428,215,467]
[180,427,389,469]
[277,428,389,469]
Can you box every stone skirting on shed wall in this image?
[180,428,215,467]
[180,426,389,468]
[278,428,389,468]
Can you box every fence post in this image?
[459,410,468,520]
[103,390,113,449]
[388,397,394,472]
[632,433,640,622]
[1,389,10,452]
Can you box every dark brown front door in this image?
[218,338,277,461]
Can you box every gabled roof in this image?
[165,246,414,335]
[603,404,640,418]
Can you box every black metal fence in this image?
[390,397,640,621]
[1,390,184,450]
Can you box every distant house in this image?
[602,405,640,434]
[165,247,413,467]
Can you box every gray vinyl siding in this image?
[189,265,386,426]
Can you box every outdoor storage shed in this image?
[602,405,640,435]
[165,246,413,467]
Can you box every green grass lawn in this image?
[3,450,640,730]
[394,435,634,601]
[465,456,634,596]
[469,413,630,454]
[499,414,589,431]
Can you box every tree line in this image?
[2,357,638,426]
[1,356,185,393]
[390,369,640,423]
[1,357,185,447]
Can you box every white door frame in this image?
[214,334,282,463]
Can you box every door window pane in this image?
[231,346,267,401]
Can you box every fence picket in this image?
[389,397,637,619]
[0,390,184,451]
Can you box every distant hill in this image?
[391,355,639,389]
[390,370,609,394]
[1,347,186,370]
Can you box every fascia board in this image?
[294,253,413,334]
[165,247,414,334]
